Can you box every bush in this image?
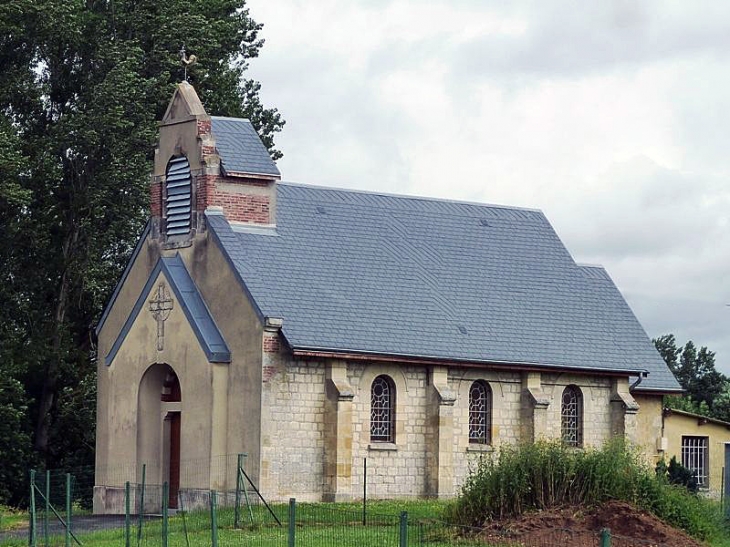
[444,439,728,542]
[659,456,699,493]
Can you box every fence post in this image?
[362,458,367,526]
[124,482,130,547]
[162,482,169,547]
[234,454,243,528]
[43,469,51,547]
[238,458,254,526]
[600,528,611,547]
[137,464,146,547]
[44,470,50,547]
[288,498,296,547]
[65,474,71,547]
[399,511,408,547]
[210,490,219,547]
[29,470,36,547]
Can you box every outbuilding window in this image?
[682,436,709,488]
[370,375,395,442]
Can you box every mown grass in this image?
[3,470,730,546]
[444,439,730,544]
[0,499,466,547]
[0,507,27,532]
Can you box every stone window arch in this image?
[370,375,396,442]
[561,385,583,447]
[469,380,492,444]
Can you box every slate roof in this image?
[210,117,280,177]
[207,183,681,392]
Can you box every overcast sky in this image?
[244,0,730,373]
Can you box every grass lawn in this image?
[0,507,27,533]
[2,499,728,547]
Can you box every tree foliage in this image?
[654,334,728,421]
[0,0,284,502]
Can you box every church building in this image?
[93,83,681,512]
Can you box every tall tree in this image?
[0,0,284,475]
[654,334,727,413]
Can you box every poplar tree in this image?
[0,0,284,487]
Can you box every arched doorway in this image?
[137,364,182,509]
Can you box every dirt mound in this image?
[479,501,703,547]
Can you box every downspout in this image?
[630,370,649,391]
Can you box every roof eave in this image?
[289,346,647,378]
[633,387,684,395]
[221,168,281,180]
[663,407,730,428]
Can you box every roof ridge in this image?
[278,181,544,215]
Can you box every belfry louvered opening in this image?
[165,156,192,236]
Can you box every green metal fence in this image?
[20,461,678,547]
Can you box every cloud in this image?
[245,0,730,371]
[450,1,730,79]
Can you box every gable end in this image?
[105,254,231,366]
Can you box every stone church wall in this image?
[258,353,624,502]
[260,358,328,501]
[349,364,430,498]
[449,370,523,492]
[541,373,613,446]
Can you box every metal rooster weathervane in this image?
[179,45,198,82]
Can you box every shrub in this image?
[444,439,728,542]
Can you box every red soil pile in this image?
[479,501,703,547]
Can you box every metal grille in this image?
[370,375,395,442]
[561,386,582,447]
[681,436,709,487]
[165,156,192,236]
[469,381,491,444]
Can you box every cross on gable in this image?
[149,282,174,351]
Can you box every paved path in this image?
[0,515,159,542]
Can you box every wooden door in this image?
[169,412,181,509]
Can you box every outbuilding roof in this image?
[208,182,681,392]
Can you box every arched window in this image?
[561,386,583,447]
[469,381,492,444]
[165,156,192,236]
[371,375,395,442]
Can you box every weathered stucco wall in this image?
[95,268,215,492]
[634,394,664,464]
[663,411,730,498]
[182,231,265,488]
[95,225,266,512]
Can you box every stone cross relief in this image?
[149,282,174,351]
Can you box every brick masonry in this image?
[150,181,162,216]
[214,190,270,224]
[197,120,211,135]
[263,335,280,353]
